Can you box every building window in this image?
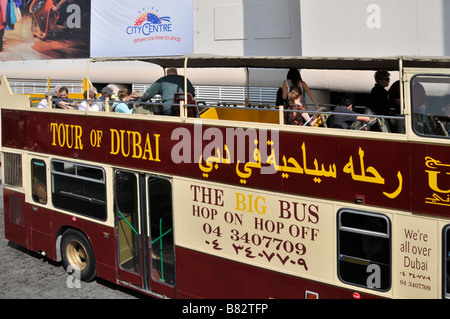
[337,209,391,291]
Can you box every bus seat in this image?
[376,118,391,133]
[173,93,198,117]
[314,106,329,128]
[200,106,279,124]
[134,106,152,115]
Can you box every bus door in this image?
[114,170,176,298]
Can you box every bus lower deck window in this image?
[444,226,450,298]
[337,209,391,291]
[51,160,106,220]
[31,159,47,204]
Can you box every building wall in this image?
[300,0,450,57]
[0,0,448,88]
[195,0,302,56]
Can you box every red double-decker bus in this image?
[2,55,450,298]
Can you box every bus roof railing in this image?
[30,95,404,132]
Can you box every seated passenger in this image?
[286,85,317,126]
[37,91,53,108]
[436,94,450,136]
[56,87,75,109]
[100,86,113,100]
[412,81,433,134]
[98,86,118,111]
[113,89,133,113]
[326,98,371,129]
[368,70,390,116]
[79,89,100,111]
[387,80,405,133]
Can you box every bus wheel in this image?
[61,229,97,282]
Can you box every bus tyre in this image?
[61,229,97,282]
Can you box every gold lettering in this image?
[57,123,65,147]
[235,193,246,211]
[426,170,450,194]
[120,130,130,157]
[110,129,120,155]
[255,196,267,215]
[110,129,161,162]
[235,193,266,214]
[154,134,161,162]
[65,124,73,148]
[74,125,83,150]
[132,131,142,159]
[49,122,83,150]
[90,129,102,148]
[143,133,153,160]
[50,123,58,146]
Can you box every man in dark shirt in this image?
[56,87,75,109]
[327,98,371,129]
[141,68,195,116]
[368,70,390,115]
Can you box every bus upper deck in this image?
[3,55,450,136]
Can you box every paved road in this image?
[0,174,143,299]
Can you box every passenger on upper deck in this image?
[286,85,317,126]
[140,68,196,116]
[281,68,319,109]
[52,86,61,98]
[56,87,75,109]
[412,81,433,134]
[37,91,53,108]
[387,80,405,133]
[112,88,133,113]
[368,70,390,116]
[436,94,450,135]
[98,86,118,111]
[78,89,100,111]
[100,86,113,100]
[326,97,371,129]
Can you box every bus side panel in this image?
[50,213,117,283]
[1,110,28,150]
[3,189,29,250]
[27,203,56,260]
[175,246,378,299]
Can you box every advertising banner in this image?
[0,0,91,61]
[90,0,194,58]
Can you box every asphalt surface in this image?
[0,172,143,299]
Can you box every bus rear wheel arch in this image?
[61,229,97,282]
